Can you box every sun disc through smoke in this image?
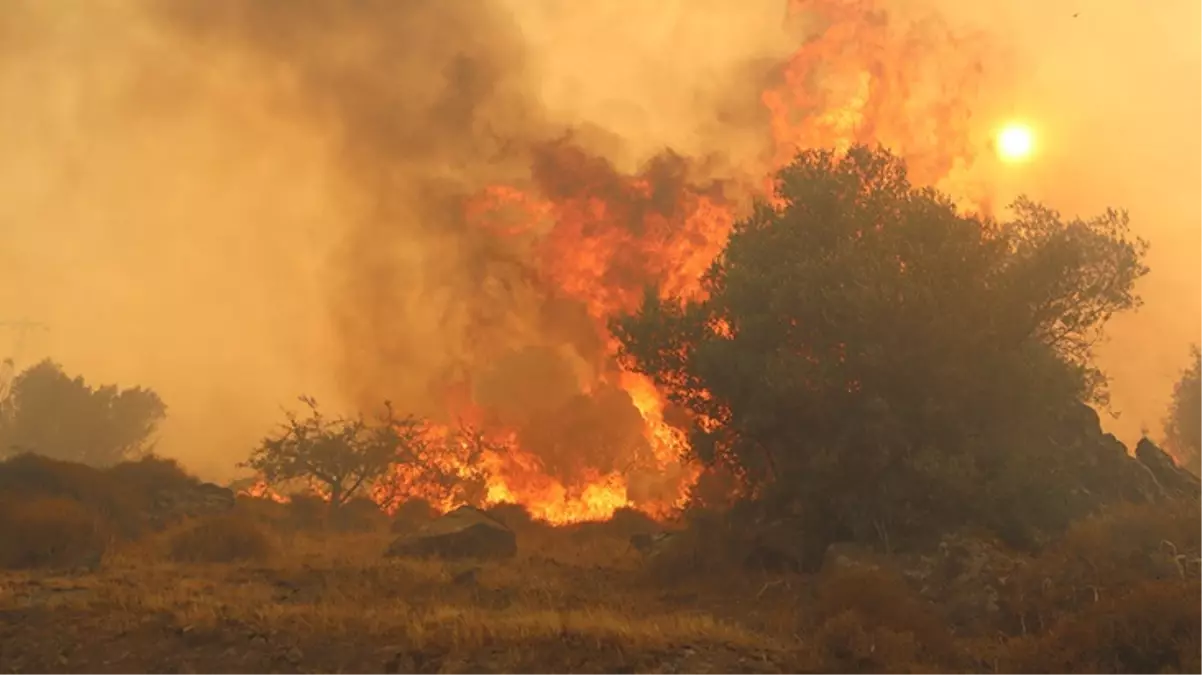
[996,123,1035,163]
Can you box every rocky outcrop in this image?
[988,403,1201,545]
[386,505,517,561]
[1134,437,1201,500]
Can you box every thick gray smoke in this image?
[0,0,797,481]
[3,0,1191,484]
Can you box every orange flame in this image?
[324,1,1001,526]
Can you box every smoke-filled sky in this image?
[0,0,1197,480]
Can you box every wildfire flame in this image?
[246,0,1002,526]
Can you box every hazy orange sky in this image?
[935,0,1201,440]
[0,0,1197,479]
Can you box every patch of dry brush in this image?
[0,456,1198,673]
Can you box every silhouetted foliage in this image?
[614,145,1149,548]
[0,360,166,466]
[242,396,426,508]
[1163,345,1200,475]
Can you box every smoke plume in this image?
[0,0,1195,495]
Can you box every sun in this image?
[996,123,1035,163]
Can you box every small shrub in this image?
[642,510,746,582]
[167,514,275,563]
[1002,499,1201,633]
[812,566,955,667]
[285,493,330,530]
[808,609,933,674]
[0,497,108,570]
[334,496,387,532]
[1063,499,1200,569]
[1002,580,1201,673]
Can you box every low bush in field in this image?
[0,496,108,570]
[167,514,275,564]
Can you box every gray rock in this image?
[385,505,516,561]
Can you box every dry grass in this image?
[0,522,794,673]
[0,497,108,570]
[0,479,1198,672]
[166,514,277,564]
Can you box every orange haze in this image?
[0,0,1197,519]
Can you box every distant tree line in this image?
[0,360,165,466]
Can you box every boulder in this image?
[385,505,517,561]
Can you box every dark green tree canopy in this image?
[0,359,166,466]
[613,145,1149,545]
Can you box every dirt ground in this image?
[0,528,809,674]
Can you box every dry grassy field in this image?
[1,518,807,673]
[0,456,1199,673]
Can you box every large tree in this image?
[0,360,166,466]
[613,145,1148,549]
